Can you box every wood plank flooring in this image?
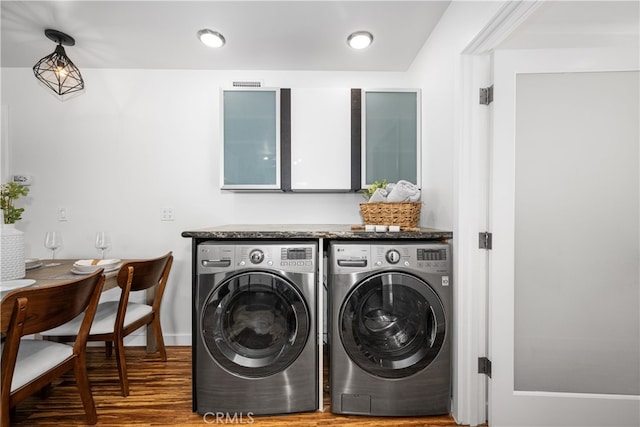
[9,346,462,426]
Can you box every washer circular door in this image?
[340,272,446,379]
[201,271,310,377]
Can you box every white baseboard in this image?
[87,333,192,347]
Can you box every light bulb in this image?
[347,31,373,49]
[56,66,68,78]
[55,58,68,78]
[198,29,225,48]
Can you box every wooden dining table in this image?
[22,259,158,353]
[24,259,121,290]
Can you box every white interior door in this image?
[489,48,640,427]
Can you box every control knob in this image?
[386,249,401,264]
[249,249,264,264]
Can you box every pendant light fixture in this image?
[33,29,84,96]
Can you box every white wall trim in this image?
[87,333,192,348]
[455,1,546,425]
[1,105,9,182]
[454,52,492,427]
[463,0,544,55]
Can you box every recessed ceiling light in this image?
[347,31,373,49]
[198,29,225,48]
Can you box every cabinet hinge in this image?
[479,232,492,250]
[479,85,494,105]
[478,357,492,377]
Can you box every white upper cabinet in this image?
[220,87,420,192]
[221,88,281,190]
[290,88,351,191]
[361,89,421,188]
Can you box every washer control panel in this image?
[198,242,316,274]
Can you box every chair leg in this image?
[114,337,129,397]
[152,317,167,361]
[105,341,113,358]
[39,383,53,399]
[1,396,11,427]
[73,354,98,425]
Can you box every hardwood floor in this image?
[10,346,462,426]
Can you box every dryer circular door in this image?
[201,271,310,378]
[340,272,446,379]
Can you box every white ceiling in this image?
[0,0,450,72]
[1,1,638,72]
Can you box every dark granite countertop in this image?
[181,224,452,241]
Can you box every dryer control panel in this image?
[332,243,450,275]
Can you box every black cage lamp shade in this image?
[33,29,84,96]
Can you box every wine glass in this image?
[95,231,111,259]
[44,231,63,264]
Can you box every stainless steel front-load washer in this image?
[194,241,317,415]
[328,241,452,416]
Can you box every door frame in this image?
[457,2,640,424]
[455,2,543,425]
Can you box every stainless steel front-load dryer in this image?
[328,241,452,416]
[195,241,317,415]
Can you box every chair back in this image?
[1,269,105,338]
[115,252,173,312]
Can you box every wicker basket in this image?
[359,202,421,228]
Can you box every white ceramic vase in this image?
[0,223,25,280]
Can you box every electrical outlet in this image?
[160,207,174,221]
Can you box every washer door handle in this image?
[337,259,368,267]
[202,259,232,268]
[429,305,437,348]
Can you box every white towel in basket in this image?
[387,180,421,202]
[368,188,388,203]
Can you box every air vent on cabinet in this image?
[232,80,263,88]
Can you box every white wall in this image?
[1,67,413,344]
[408,1,503,230]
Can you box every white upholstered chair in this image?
[1,270,105,426]
[41,252,173,397]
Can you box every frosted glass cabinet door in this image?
[222,88,280,189]
[362,90,421,187]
